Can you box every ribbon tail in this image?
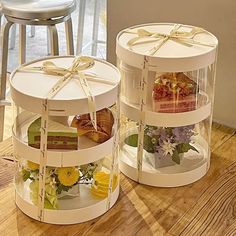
[133,38,163,47]
[173,38,216,47]
[85,73,117,86]
[47,72,73,99]
[77,72,97,131]
[148,37,169,55]
[171,38,195,48]
[18,66,69,76]
[88,97,97,131]
[174,27,205,38]
[42,61,70,76]
[183,38,216,47]
[127,36,146,48]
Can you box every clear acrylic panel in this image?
[119,60,215,114]
[120,113,211,174]
[15,157,119,210]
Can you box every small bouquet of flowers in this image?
[20,161,101,209]
[125,124,198,168]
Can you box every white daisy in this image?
[161,139,177,156]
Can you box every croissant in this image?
[71,108,114,143]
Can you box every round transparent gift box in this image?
[116,23,218,187]
[11,56,120,224]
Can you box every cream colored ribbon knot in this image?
[127,24,216,55]
[42,56,97,130]
[19,56,117,130]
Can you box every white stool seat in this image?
[2,0,76,19]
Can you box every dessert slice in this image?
[28,117,78,150]
[152,72,198,113]
[90,172,118,198]
[71,108,114,143]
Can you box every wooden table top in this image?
[0,123,235,236]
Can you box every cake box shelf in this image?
[11,56,120,224]
[116,23,218,187]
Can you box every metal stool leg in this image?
[9,24,16,50]
[46,27,51,55]
[65,16,74,55]
[0,21,13,141]
[0,12,2,31]
[91,0,101,56]
[19,24,26,64]
[76,0,86,55]
[29,25,36,38]
[48,25,59,56]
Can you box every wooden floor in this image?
[0,123,235,236]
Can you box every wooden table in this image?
[0,123,236,236]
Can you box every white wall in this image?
[107,0,236,128]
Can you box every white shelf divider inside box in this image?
[12,110,115,167]
[120,95,211,128]
[15,184,119,225]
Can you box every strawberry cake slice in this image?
[152,72,198,113]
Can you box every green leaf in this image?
[176,143,199,154]
[44,198,57,209]
[166,127,173,136]
[189,144,199,153]
[125,134,138,147]
[144,135,155,153]
[172,149,180,164]
[22,169,31,182]
[56,184,72,194]
[125,134,155,153]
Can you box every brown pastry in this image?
[71,108,114,143]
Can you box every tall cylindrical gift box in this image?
[12,56,120,224]
[116,23,218,187]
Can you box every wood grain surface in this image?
[0,123,235,236]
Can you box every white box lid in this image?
[116,23,218,71]
[10,56,121,115]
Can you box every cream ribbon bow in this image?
[19,56,116,130]
[127,24,216,55]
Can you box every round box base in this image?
[15,186,119,225]
[119,140,209,187]
[120,158,209,187]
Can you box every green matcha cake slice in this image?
[28,117,78,150]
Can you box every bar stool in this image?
[0,0,76,141]
[76,0,106,56]
[0,4,18,50]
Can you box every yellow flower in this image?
[27,161,39,171]
[57,167,80,186]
